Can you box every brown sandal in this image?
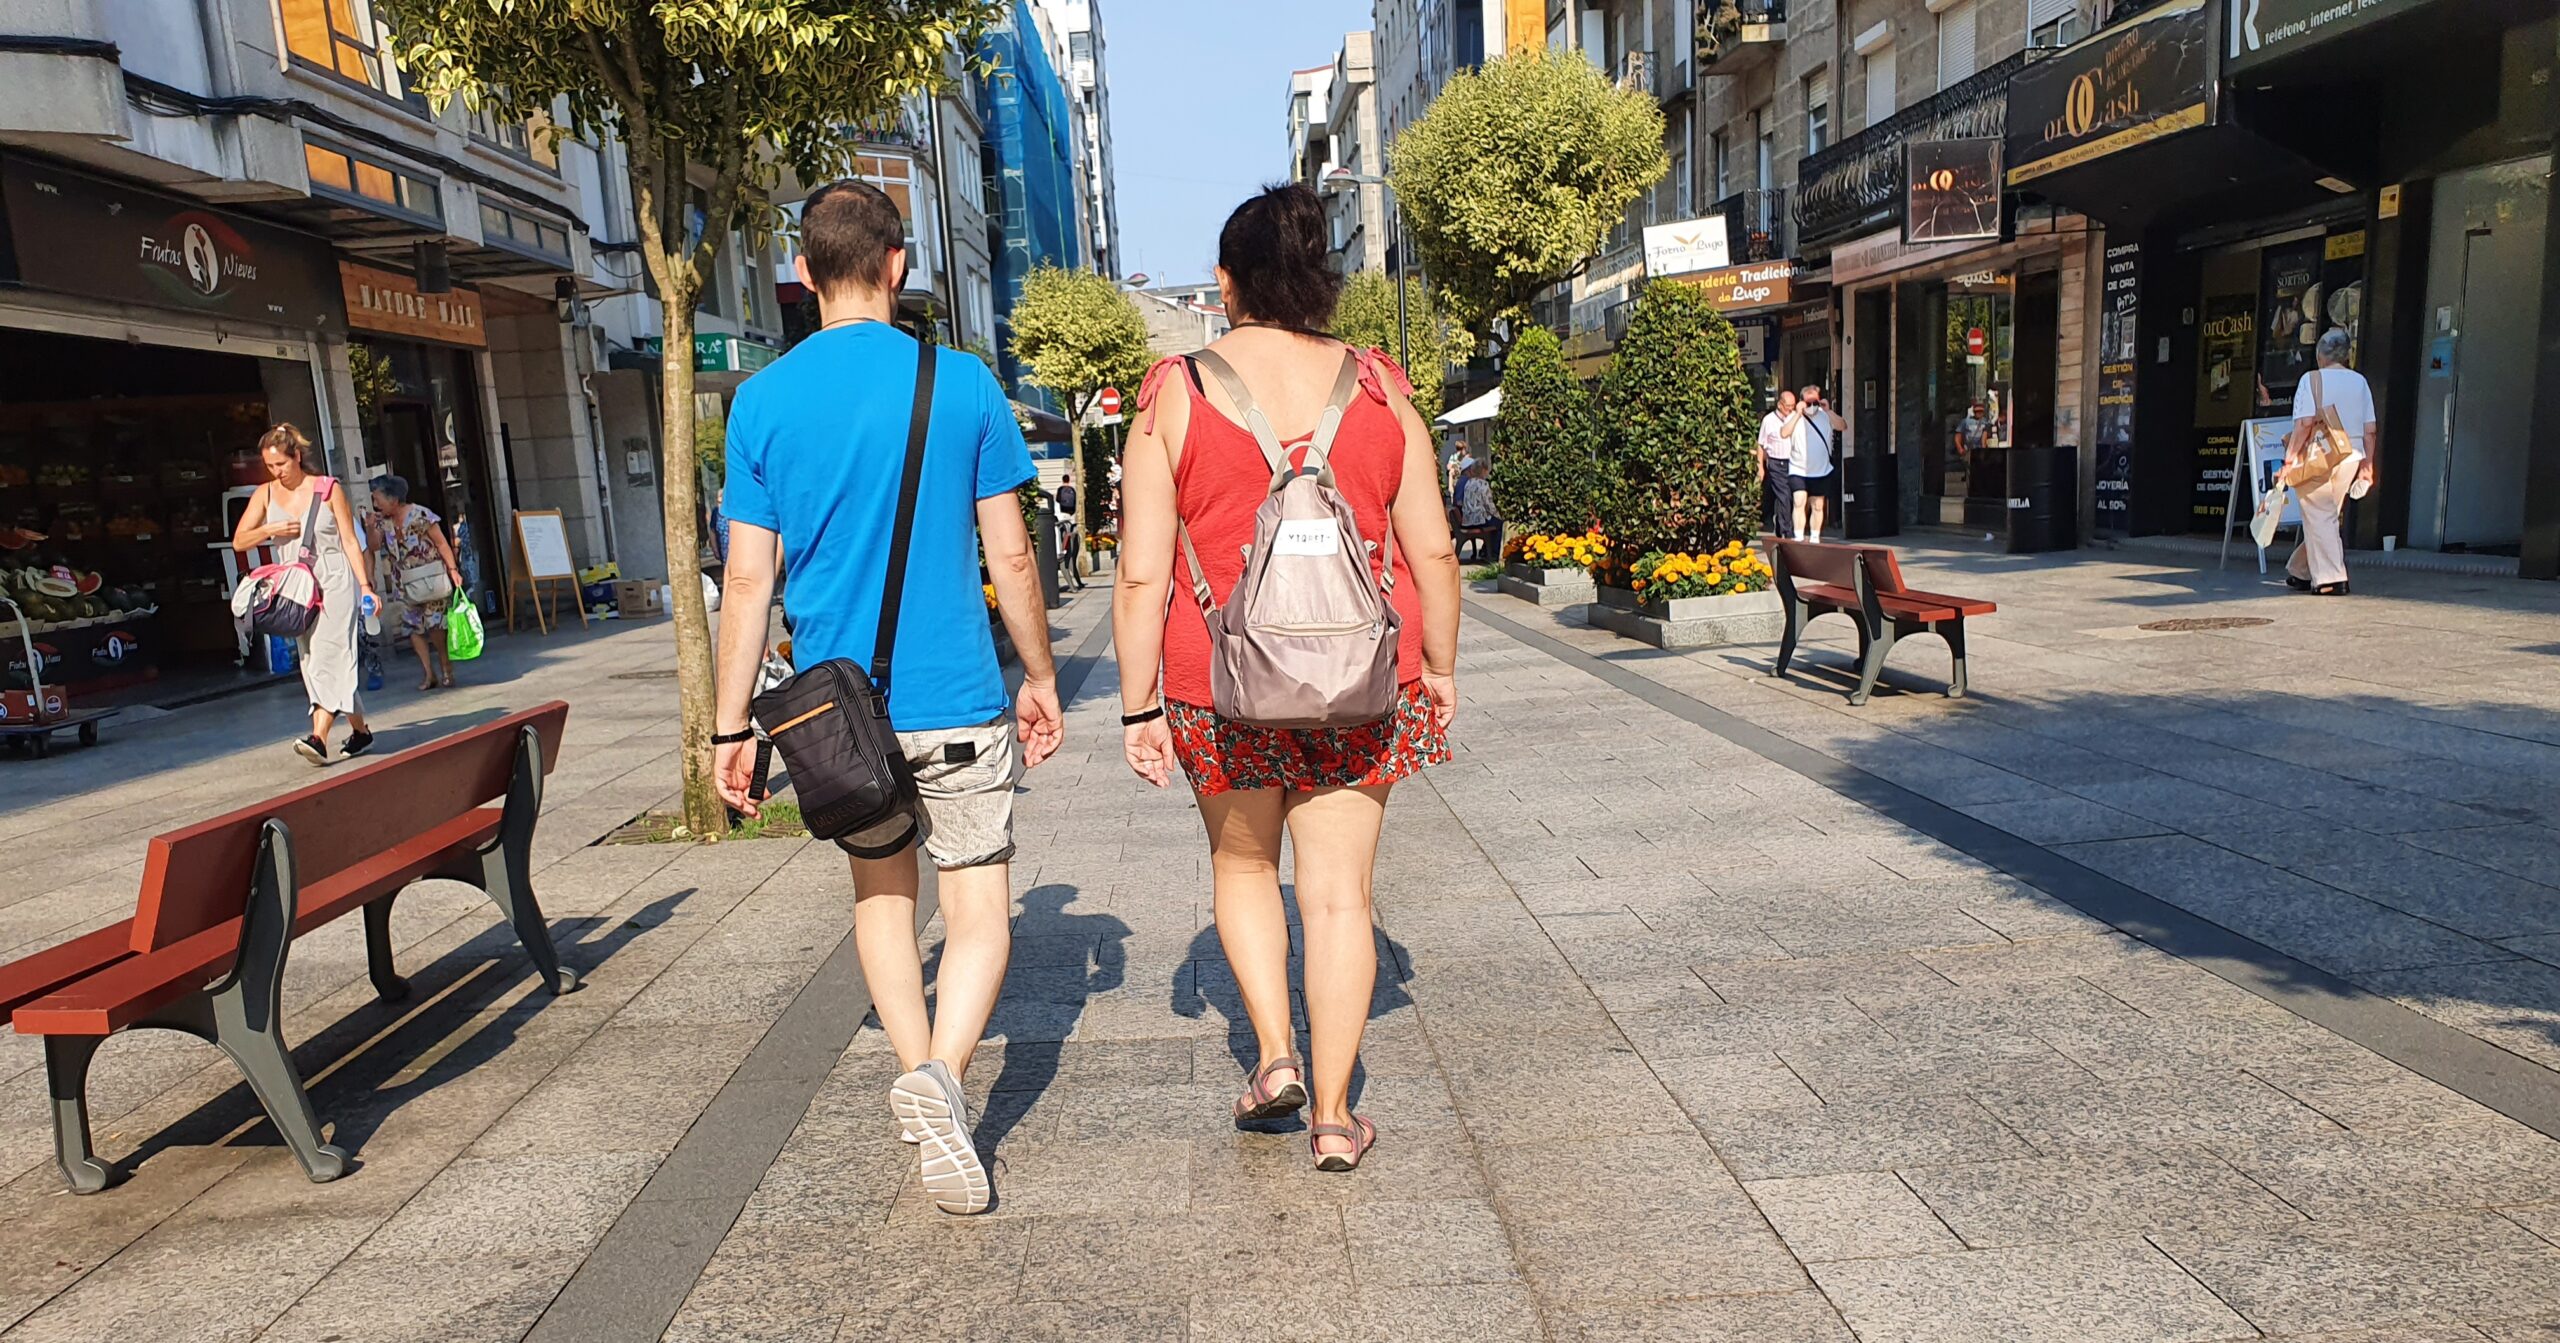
[1234,1055,1307,1125]
[1309,1115,1376,1172]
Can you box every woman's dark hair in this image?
[1217,183,1342,332]
[371,474,410,504]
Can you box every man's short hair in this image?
[799,179,905,295]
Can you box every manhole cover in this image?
[2138,617,2273,632]
[611,669,680,680]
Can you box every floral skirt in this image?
[1168,682,1450,796]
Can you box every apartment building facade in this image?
[0,0,648,701]
[1396,0,2555,571]
[1040,0,1123,283]
[1287,36,1391,276]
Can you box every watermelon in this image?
[73,571,102,598]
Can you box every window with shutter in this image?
[1865,44,1898,126]
[1805,69,1831,156]
[2028,0,2086,47]
[1938,0,1978,89]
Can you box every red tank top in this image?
[1141,348,1427,709]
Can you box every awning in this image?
[1436,387,1501,426]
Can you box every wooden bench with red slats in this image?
[0,701,580,1193]
[1770,541,1996,706]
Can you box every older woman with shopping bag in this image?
[2280,329,2378,596]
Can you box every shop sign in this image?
[2006,0,2213,188]
[1671,261,1798,313]
[1830,228,1986,287]
[2095,241,2139,537]
[339,261,485,347]
[1730,315,1776,369]
[2227,0,2425,74]
[1642,215,1733,278]
[1904,139,2005,246]
[0,157,343,332]
[640,333,783,373]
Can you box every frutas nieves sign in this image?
[0,157,343,331]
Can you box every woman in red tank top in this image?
[1113,186,1462,1173]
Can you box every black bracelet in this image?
[1120,705,1165,726]
[710,728,755,745]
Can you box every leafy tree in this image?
[1078,426,1115,534]
[1595,280,1758,557]
[1388,49,1666,353]
[1487,326,1599,537]
[1009,264,1151,508]
[384,0,997,837]
[1333,271,1461,424]
[1010,265,1151,425]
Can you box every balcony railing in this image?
[1617,50,1657,99]
[1712,187,1788,262]
[1696,0,1787,75]
[1793,51,2023,250]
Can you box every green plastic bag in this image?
[446,590,485,661]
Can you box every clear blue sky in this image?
[1105,0,1374,287]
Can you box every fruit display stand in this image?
[2,562,163,696]
[0,592,118,757]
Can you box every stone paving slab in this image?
[7,558,2560,1339]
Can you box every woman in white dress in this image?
[230,424,382,764]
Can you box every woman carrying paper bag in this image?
[2282,329,2378,595]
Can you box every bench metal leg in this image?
[1773,601,1808,677]
[44,1035,114,1194]
[361,895,410,1002]
[445,724,580,996]
[1942,618,1969,698]
[139,821,348,1184]
[1851,621,1895,707]
[216,820,346,1183]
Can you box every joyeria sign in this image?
[0,157,343,331]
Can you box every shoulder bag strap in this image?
[299,480,328,566]
[871,344,938,693]
[1188,348,1291,477]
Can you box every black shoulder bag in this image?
[749,344,938,842]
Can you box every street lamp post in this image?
[1323,167,1409,372]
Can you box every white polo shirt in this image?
[1757,410,1798,460]
[1793,407,1837,478]
[2293,365,2376,445]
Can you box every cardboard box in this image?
[614,580,664,620]
[1,687,68,724]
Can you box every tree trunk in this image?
[656,296,727,838]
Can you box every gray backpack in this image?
[1178,348,1402,729]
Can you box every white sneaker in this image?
[890,1060,990,1214]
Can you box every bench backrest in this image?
[1857,547,1909,595]
[129,702,570,953]
[1773,539,1877,590]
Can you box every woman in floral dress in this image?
[370,475,463,690]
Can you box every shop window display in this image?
[1,330,317,698]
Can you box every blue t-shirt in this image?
[723,325,1033,731]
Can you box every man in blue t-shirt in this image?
[711,180,1061,1217]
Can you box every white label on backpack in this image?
[1273,519,1342,556]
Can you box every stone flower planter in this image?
[1585,585,1783,649]
[1499,561,1596,607]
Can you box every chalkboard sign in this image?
[513,510,575,580]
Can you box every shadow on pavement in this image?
[970,884,1130,1151]
[1172,884,1414,1117]
[113,885,694,1177]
